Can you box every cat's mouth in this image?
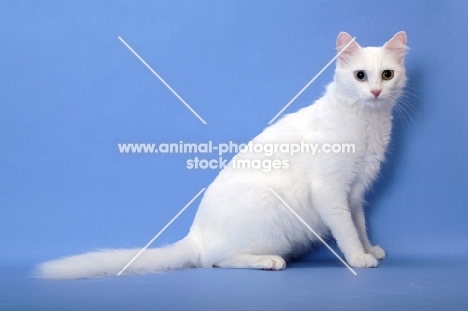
[367,91,388,101]
[360,95,392,109]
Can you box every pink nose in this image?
[371,90,381,97]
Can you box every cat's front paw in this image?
[368,245,386,260]
[261,255,286,271]
[348,253,378,268]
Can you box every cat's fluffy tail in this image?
[34,235,199,280]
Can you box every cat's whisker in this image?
[386,89,422,129]
[394,101,415,128]
[394,104,411,128]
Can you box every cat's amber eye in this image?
[354,70,367,82]
[382,70,394,81]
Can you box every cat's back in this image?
[264,87,367,144]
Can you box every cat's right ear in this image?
[336,32,361,66]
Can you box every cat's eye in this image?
[354,70,367,82]
[382,70,394,81]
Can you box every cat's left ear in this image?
[383,31,408,63]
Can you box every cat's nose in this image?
[371,90,381,98]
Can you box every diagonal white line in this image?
[268,187,357,276]
[267,37,356,124]
[118,36,207,125]
[117,187,206,276]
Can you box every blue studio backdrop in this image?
[1,1,467,310]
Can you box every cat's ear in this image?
[336,32,361,66]
[383,31,408,63]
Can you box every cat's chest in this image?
[361,123,389,157]
[339,112,391,156]
[354,118,392,182]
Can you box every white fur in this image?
[36,32,407,279]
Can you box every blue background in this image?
[1,0,467,310]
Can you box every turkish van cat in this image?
[37,31,408,279]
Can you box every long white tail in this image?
[35,236,199,280]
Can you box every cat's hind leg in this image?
[215,254,286,270]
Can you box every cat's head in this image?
[334,31,407,110]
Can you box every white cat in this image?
[37,31,407,279]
